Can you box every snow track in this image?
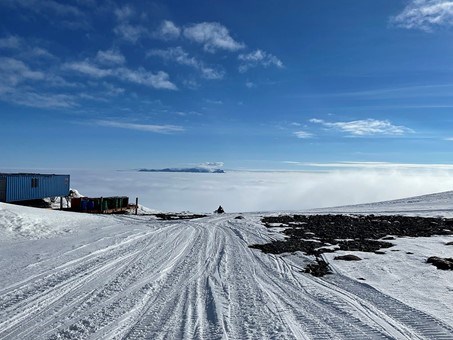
[1,213,452,339]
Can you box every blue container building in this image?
[0,173,70,203]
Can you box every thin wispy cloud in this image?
[64,60,177,90]
[114,5,135,22]
[204,99,223,105]
[3,0,84,17]
[0,57,45,86]
[113,5,148,43]
[0,35,22,49]
[391,0,453,31]
[444,137,453,141]
[147,47,224,80]
[95,120,184,133]
[285,161,453,170]
[0,35,55,61]
[0,81,76,108]
[96,49,125,65]
[293,131,313,139]
[114,24,148,43]
[238,49,283,73]
[2,0,89,30]
[183,22,245,52]
[310,118,414,136]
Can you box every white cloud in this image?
[64,61,177,90]
[64,61,112,78]
[245,81,256,88]
[293,131,313,139]
[70,168,453,212]
[0,35,55,60]
[116,68,177,90]
[112,5,148,43]
[309,118,414,136]
[198,162,224,170]
[10,91,75,108]
[95,120,184,133]
[27,47,55,59]
[445,137,453,140]
[148,47,199,68]
[391,0,453,31]
[0,57,45,86]
[114,5,135,22]
[147,47,224,80]
[96,49,126,65]
[0,35,21,49]
[2,0,89,29]
[205,99,223,105]
[3,0,84,17]
[114,24,148,43]
[183,22,245,52]
[238,49,283,72]
[154,20,181,40]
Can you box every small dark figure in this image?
[215,205,224,214]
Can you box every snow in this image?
[1,190,453,339]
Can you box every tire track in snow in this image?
[323,274,453,339]
[1,214,452,339]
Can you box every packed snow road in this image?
[0,209,453,339]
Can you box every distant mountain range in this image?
[138,168,225,174]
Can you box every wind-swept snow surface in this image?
[0,198,453,339]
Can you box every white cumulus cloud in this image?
[183,22,245,52]
[238,49,283,72]
[154,20,181,40]
[391,0,453,31]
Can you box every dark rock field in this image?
[250,214,453,275]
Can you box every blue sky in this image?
[1,0,453,170]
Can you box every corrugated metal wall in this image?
[0,178,6,202]
[0,174,70,202]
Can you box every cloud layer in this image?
[68,169,453,213]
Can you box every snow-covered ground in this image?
[0,191,453,339]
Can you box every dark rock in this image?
[390,249,400,252]
[374,251,386,255]
[303,258,331,277]
[334,254,362,261]
[427,257,453,270]
[357,277,366,281]
[406,252,414,254]
[234,216,244,220]
[446,241,453,246]
[252,214,452,256]
[250,213,453,276]
[151,213,207,220]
